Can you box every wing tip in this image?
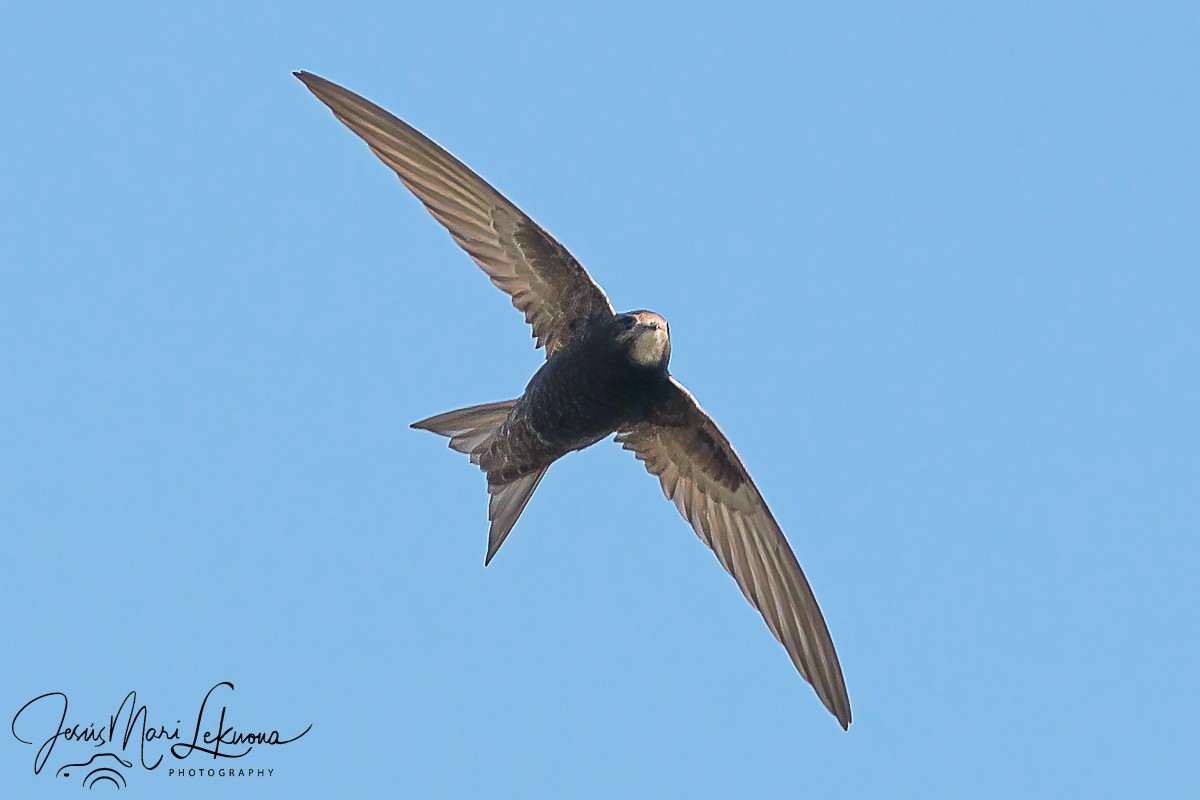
[826,689,852,730]
[294,70,337,99]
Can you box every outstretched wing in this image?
[616,378,852,728]
[296,71,614,355]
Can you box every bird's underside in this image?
[297,70,853,729]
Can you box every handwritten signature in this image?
[11,682,311,777]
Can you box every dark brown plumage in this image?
[296,71,852,729]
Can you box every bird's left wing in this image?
[295,71,614,355]
[616,378,852,728]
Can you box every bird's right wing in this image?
[296,71,615,355]
[616,378,852,728]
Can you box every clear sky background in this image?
[2,2,1197,797]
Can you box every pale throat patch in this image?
[630,327,670,367]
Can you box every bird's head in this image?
[614,311,671,371]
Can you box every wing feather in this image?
[616,378,852,728]
[296,71,614,354]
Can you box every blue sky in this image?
[2,2,1197,797]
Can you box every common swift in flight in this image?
[296,72,852,728]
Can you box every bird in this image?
[295,71,852,729]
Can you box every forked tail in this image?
[411,399,548,564]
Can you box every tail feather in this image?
[411,400,517,461]
[486,467,549,565]
[413,399,548,563]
